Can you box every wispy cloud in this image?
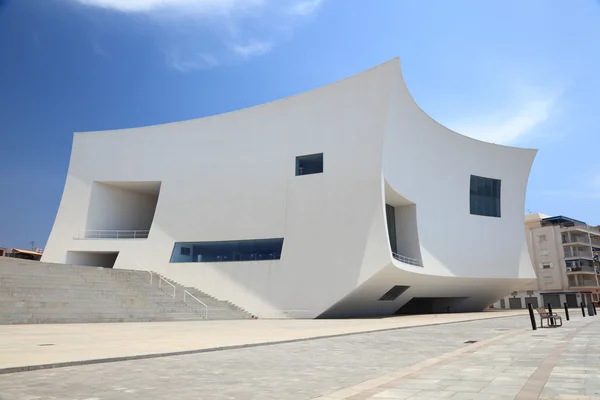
[166,50,219,71]
[288,0,323,16]
[451,96,555,145]
[230,40,272,58]
[74,0,264,14]
[71,0,325,71]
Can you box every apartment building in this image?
[494,213,600,309]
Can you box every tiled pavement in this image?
[0,314,598,399]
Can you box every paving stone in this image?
[0,314,598,400]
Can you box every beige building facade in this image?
[494,213,600,309]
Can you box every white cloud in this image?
[451,97,554,145]
[288,0,323,16]
[230,40,272,58]
[166,51,219,71]
[72,0,324,70]
[74,0,264,14]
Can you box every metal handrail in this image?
[135,261,153,285]
[75,229,150,239]
[183,290,208,319]
[158,276,176,298]
[562,224,600,235]
[392,252,420,266]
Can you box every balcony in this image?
[75,230,150,239]
[566,265,597,274]
[561,223,600,236]
[568,281,599,288]
[564,249,594,259]
[562,236,591,246]
[392,252,420,266]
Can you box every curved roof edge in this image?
[74,58,401,136]
[75,57,538,155]
[390,59,538,154]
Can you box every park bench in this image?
[536,307,563,328]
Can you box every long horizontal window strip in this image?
[170,238,284,263]
[470,175,501,218]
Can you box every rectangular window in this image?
[541,263,552,269]
[296,153,323,176]
[538,235,547,243]
[385,204,398,254]
[170,238,284,263]
[470,175,501,217]
[540,249,549,257]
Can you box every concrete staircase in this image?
[0,258,252,324]
[152,274,254,320]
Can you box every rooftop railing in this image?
[75,230,150,239]
[392,252,420,266]
[561,223,600,236]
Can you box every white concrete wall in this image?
[382,61,537,280]
[86,182,158,231]
[44,58,537,318]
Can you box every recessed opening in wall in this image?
[170,238,284,263]
[384,182,422,266]
[395,297,469,314]
[378,285,410,301]
[66,251,119,268]
[295,153,323,176]
[84,181,161,239]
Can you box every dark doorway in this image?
[396,297,468,314]
[509,297,522,309]
[542,294,561,308]
[566,293,578,308]
[524,297,539,309]
[65,251,119,268]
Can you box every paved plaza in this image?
[0,311,599,399]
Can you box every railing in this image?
[158,276,176,298]
[567,265,596,273]
[183,290,208,319]
[568,280,599,288]
[561,223,600,235]
[392,252,420,266]
[562,236,590,245]
[564,250,594,259]
[135,261,153,285]
[76,230,149,239]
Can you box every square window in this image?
[180,247,191,256]
[539,235,547,242]
[540,249,549,257]
[296,153,323,176]
[470,175,501,217]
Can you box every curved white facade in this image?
[43,58,537,318]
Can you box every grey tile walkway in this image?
[0,314,597,400]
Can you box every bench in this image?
[536,307,563,328]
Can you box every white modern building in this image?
[43,58,537,318]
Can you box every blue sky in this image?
[0,0,599,249]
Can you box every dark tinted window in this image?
[296,153,323,176]
[170,239,284,263]
[470,175,501,217]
